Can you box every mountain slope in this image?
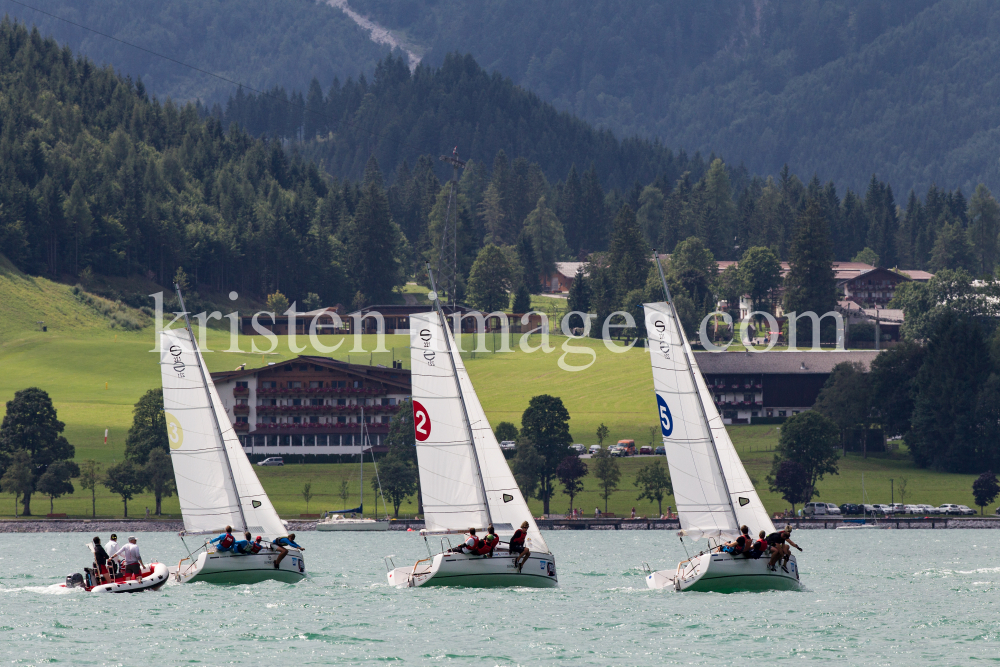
[352,0,999,195]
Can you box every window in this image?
[261,381,276,389]
[236,381,249,388]
[389,398,397,406]
[311,399,323,406]
[354,380,363,388]
[751,411,759,417]
[337,416,346,424]
[291,435,303,446]
[381,416,390,424]
[292,399,302,406]
[309,416,319,424]
[237,398,248,405]
[289,381,302,389]
[284,365,293,372]
[743,394,753,403]
[335,381,346,388]
[337,399,346,406]
[266,436,278,447]
[364,416,372,423]
[292,417,301,424]
[381,398,390,406]
[310,381,322,388]
[236,416,248,424]
[778,411,787,417]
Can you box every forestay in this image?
[160,328,286,538]
[643,303,775,540]
[410,312,548,552]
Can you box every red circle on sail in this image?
[412,400,431,441]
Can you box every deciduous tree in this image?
[973,471,1000,515]
[467,244,513,312]
[124,389,168,464]
[0,451,34,518]
[36,460,80,514]
[104,460,146,518]
[634,459,672,515]
[769,459,812,513]
[520,395,573,515]
[144,449,175,516]
[79,460,101,518]
[373,453,418,518]
[494,422,518,443]
[556,455,587,514]
[767,410,840,499]
[591,449,621,513]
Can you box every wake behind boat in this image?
[386,271,557,588]
[641,253,801,593]
[160,286,305,585]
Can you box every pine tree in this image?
[783,199,837,340]
[699,159,737,259]
[967,184,1000,276]
[524,196,567,276]
[466,244,513,313]
[344,156,406,304]
[607,205,649,302]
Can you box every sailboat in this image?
[160,286,306,584]
[318,415,390,531]
[385,274,558,588]
[642,253,801,592]
[837,474,885,529]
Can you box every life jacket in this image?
[510,529,526,548]
[249,541,263,554]
[471,534,497,556]
[219,533,235,549]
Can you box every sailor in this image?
[210,526,237,553]
[719,525,752,555]
[766,525,802,572]
[234,531,254,555]
[105,533,121,575]
[452,528,479,554]
[248,535,264,554]
[509,521,531,572]
[272,534,303,569]
[111,536,145,580]
[91,536,111,582]
[749,530,769,559]
[470,526,499,556]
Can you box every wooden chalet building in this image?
[694,350,881,424]
[210,355,411,459]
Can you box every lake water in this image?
[1,530,995,665]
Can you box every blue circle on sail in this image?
[656,394,673,437]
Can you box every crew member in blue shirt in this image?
[233,531,254,555]
[210,526,237,553]
[272,533,302,569]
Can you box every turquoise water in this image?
[1,530,996,665]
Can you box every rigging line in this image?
[1,0,433,158]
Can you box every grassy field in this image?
[0,259,990,519]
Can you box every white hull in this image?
[173,548,306,584]
[646,551,801,593]
[388,548,558,588]
[75,562,170,593]
[317,520,390,531]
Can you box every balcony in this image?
[256,386,382,397]
[234,386,249,396]
[256,404,401,416]
[233,421,250,432]
[233,404,250,415]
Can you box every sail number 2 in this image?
[412,400,432,441]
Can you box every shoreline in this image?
[3,517,1000,533]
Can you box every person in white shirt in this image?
[452,527,479,554]
[105,534,121,575]
[111,536,145,579]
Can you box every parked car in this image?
[890,503,905,513]
[588,444,602,454]
[919,504,939,514]
[257,457,284,466]
[862,504,884,516]
[938,504,962,515]
[956,505,975,515]
[902,504,921,514]
[804,502,841,516]
[875,504,895,514]
[609,445,626,457]
[569,444,585,453]
[839,503,862,515]
[616,440,636,456]
[499,441,517,451]
[639,446,653,455]
[654,446,665,455]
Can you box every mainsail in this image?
[409,311,548,552]
[160,327,286,538]
[643,301,775,540]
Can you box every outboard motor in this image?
[65,572,85,588]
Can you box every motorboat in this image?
[63,544,169,593]
[385,270,557,588]
[640,252,801,593]
[160,286,305,585]
[317,512,389,531]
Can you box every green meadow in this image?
[0,258,991,519]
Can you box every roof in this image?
[716,260,875,281]
[552,262,586,279]
[897,269,934,281]
[837,266,911,286]
[209,355,411,390]
[693,350,882,375]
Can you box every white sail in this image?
[643,303,775,540]
[409,312,548,552]
[160,328,286,538]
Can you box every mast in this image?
[360,406,364,517]
[426,264,492,526]
[652,251,739,530]
[174,284,248,532]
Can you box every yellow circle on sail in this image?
[165,412,184,449]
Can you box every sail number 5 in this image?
[412,400,432,441]
[656,394,673,437]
